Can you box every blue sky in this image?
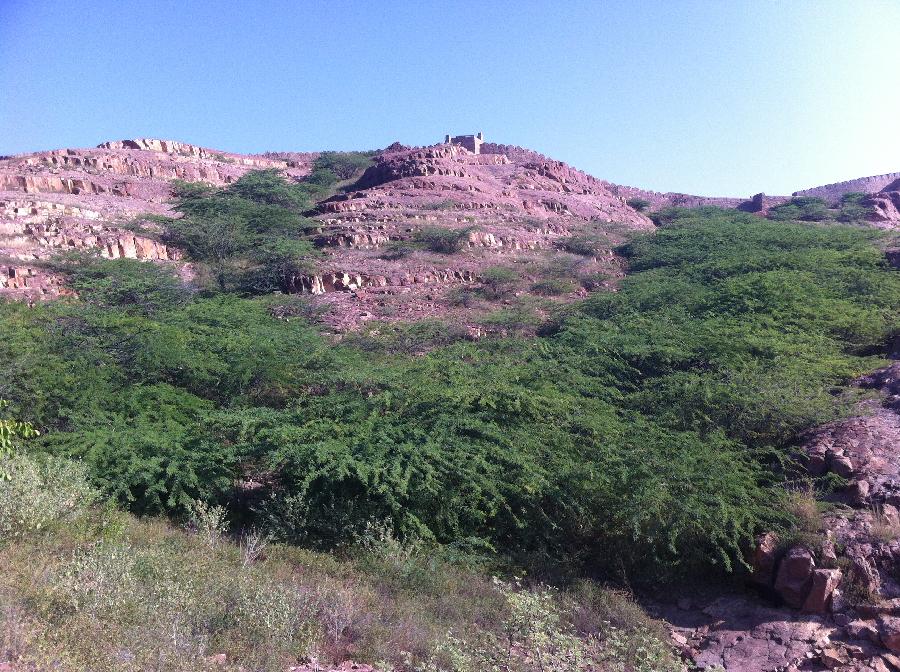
[2,0,898,196]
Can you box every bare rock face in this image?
[865,191,900,227]
[0,139,316,300]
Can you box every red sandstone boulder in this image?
[879,615,900,653]
[775,547,815,608]
[752,531,780,586]
[802,568,842,613]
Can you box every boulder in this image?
[846,619,881,643]
[752,531,780,586]
[880,615,900,653]
[831,454,855,478]
[775,546,815,608]
[819,646,849,669]
[802,568,842,613]
[846,478,871,505]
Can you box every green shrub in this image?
[342,319,469,355]
[480,266,519,299]
[578,272,610,290]
[170,179,214,200]
[50,255,190,315]
[838,192,872,224]
[626,197,651,212]
[415,226,473,254]
[479,305,542,332]
[421,199,457,211]
[0,400,38,477]
[557,234,607,257]
[313,151,375,181]
[531,278,575,296]
[238,238,316,295]
[768,196,834,222]
[445,287,476,307]
[2,208,898,587]
[0,454,96,539]
[224,169,312,210]
[379,240,418,260]
[163,171,319,293]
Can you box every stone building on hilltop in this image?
[444,132,484,154]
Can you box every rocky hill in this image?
[0,138,655,330]
[1,136,897,330]
[0,139,316,299]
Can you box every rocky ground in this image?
[648,361,900,672]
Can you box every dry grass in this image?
[0,455,683,672]
[870,503,900,543]
[785,486,822,535]
[777,485,826,556]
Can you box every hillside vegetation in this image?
[3,190,900,669]
[0,201,896,586]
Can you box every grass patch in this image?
[0,453,680,672]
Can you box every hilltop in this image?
[2,136,896,330]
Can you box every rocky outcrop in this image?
[0,197,102,222]
[667,361,900,670]
[332,143,653,227]
[290,268,478,295]
[864,191,900,226]
[0,139,318,299]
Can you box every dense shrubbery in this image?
[479,265,520,298]
[164,170,318,293]
[2,208,898,586]
[765,193,873,224]
[626,197,651,212]
[415,226,473,254]
[311,150,375,182]
[838,192,872,224]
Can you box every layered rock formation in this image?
[0,139,315,300]
[1,135,896,323]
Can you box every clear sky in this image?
[2,0,899,196]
